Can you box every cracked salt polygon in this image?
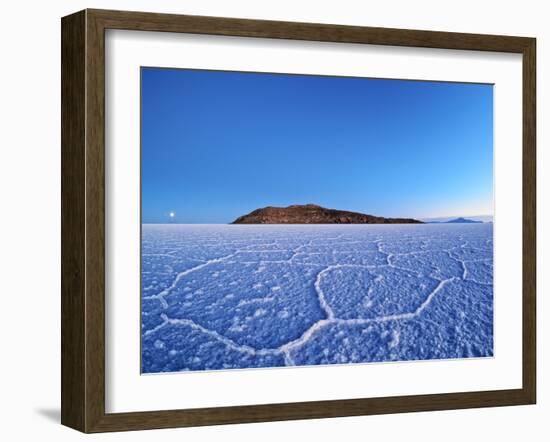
[141,224,493,373]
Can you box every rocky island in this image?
[232,204,423,224]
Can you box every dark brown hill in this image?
[232,204,423,224]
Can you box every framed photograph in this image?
[61,9,536,433]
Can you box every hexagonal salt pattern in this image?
[141,224,493,373]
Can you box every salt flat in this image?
[141,224,493,373]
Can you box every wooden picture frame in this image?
[61,8,536,433]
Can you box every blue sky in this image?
[141,68,493,224]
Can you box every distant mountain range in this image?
[427,217,484,224]
[232,204,423,224]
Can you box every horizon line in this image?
[142,216,494,225]
[142,213,494,224]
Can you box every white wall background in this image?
[0,0,546,440]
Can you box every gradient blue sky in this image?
[141,68,493,224]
